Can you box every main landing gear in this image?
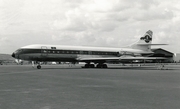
[84,63,108,68]
[96,63,108,68]
[84,64,95,68]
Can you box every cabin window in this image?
[84,51,88,54]
[51,47,56,49]
[43,50,47,53]
[80,51,83,54]
[88,51,92,55]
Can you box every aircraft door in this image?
[41,46,48,57]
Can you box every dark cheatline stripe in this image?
[18,48,118,56]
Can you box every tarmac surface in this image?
[0,64,180,109]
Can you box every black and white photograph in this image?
[0,0,180,109]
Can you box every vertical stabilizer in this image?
[130,30,153,51]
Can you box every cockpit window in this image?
[14,49,22,53]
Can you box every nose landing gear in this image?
[37,65,41,69]
[32,61,42,69]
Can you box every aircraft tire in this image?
[85,64,95,68]
[102,64,108,68]
[96,64,107,68]
[90,64,95,68]
[85,64,89,68]
[96,64,101,68]
[37,65,41,69]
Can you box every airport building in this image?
[151,48,174,63]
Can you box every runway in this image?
[0,64,180,109]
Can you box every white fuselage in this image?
[12,44,152,63]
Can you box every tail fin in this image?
[130,30,153,52]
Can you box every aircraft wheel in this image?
[90,64,95,68]
[96,64,108,68]
[37,65,41,69]
[85,64,89,68]
[96,64,101,68]
[102,64,108,68]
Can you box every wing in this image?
[77,56,167,61]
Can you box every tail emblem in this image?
[140,35,152,43]
[140,30,153,43]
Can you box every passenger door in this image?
[41,46,48,57]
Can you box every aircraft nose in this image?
[12,52,15,58]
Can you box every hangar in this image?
[151,48,174,63]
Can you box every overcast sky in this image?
[0,0,180,54]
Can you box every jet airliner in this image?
[12,30,167,69]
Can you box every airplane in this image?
[11,30,167,69]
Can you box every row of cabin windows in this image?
[19,49,133,56]
[43,50,117,55]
